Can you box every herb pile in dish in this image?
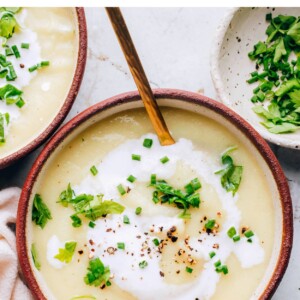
[0,7,49,144]
[247,13,300,134]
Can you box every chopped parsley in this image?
[88,221,96,228]
[31,243,41,270]
[84,258,111,287]
[209,251,216,259]
[247,14,300,134]
[215,146,243,195]
[32,194,52,229]
[54,241,77,263]
[150,177,201,219]
[57,184,125,226]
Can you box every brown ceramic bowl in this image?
[0,7,87,169]
[17,89,293,299]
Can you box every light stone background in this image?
[0,7,299,299]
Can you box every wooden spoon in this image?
[105,7,175,146]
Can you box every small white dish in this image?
[211,7,300,149]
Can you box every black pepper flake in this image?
[20,63,24,68]
[78,250,84,255]
[159,271,165,277]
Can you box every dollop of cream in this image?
[48,134,265,299]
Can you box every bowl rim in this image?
[0,7,88,169]
[16,88,293,300]
[210,7,300,150]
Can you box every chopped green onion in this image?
[123,215,130,224]
[117,242,125,250]
[70,214,82,228]
[160,156,169,164]
[152,238,160,246]
[266,13,272,21]
[150,174,156,185]
[31,243,41,270]
[117,184,126,196]
[5,47,13,56]
[127,175,136,183]
[132,154,141,161]
[209,251,216,259]
[244,230,254,238]
[28,65,38,72]
[143,138,153,148]
[106,281,111,287]
[247,238,253,243]
[7,65,17,80]
[90,165,98,176]
[139,260,148,269]
[227,226,237,238]
[185,266,193,273]
[205,219,215,230]
[214,260,221,268]
[11,45,20,58]
[233,235,240,242]
[0,69,8,78]
[15,97,25,108]
[135,207,142,215]
[21,43,30,49]
[88,221,96,228]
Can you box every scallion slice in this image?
[160,156,169,164]
[11,45,20,58]
[117,242,125,250]
[135,207,142,215]
[90,165,98,176]
[123,215,130,224]
[21,43,30,49]
[127,175,136,183]
[143,138,153,148]
[132,154,141,161]
[117,184,126,196]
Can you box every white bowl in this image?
[211,7,300,149]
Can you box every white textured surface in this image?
[0,7,299,299]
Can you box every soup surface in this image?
[0,7,78,158]
[28,108,275,300]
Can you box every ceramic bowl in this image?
[0,8,87,169]
[16,89,292,299]
[211,7,300,149]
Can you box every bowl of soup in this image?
[17,89,292,299]
[0,7,87,168]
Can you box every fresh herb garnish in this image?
[31,243,41,270]
[21,42,30,49]
[84,258,111,287]
[54,241,77,263]
[0,112,9,143]
[89,221,96,228]
[244,230,254,238]
[209,251,216,259]
[205,219,216,230]
[11,45,20,58]
[117,242,125,250]
[28,61,50,73]
[214,260,228,275]
[127,174,136,183]
[123,215,130,224]
[117,184,126,196]
[247,14,300,134]
[185,266,193,273]
[215,147,243,195]
[132,154,141,161]
[0,84,23,107]
[143,138,153,148]
[32,194,52,229]
[227,226,240,242]
[152,238,160,246]
[150,177,201,219]
[160,156,169,164]
[90,165,98,176]
[135,207,142,215]
[139,260,148,269]
[0,12,18,39]
[58,184,125,226]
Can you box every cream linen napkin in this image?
[0,188,33,300]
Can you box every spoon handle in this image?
[106,7,175,146]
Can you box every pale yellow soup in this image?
[0,8,78,158]
[28,108,275,300]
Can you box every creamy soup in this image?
[0,7,78,158]
[28,108,275,300]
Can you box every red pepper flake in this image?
[20,63,24,68]
[106,228,112,232]
[89,239,94,246]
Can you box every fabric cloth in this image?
[0,188,33,300]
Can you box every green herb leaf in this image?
[185,266,193,273]
[31,243,41,270]
[205,219,216,230]
[90,165,98,176]
[32,194,52,229]
[215,147,243,195]
[84,258,111,287]
[287,21,300,45]
[139,260,148,269]
[0,12,18,39]
[54,241,77,263]
[274,38,286,62]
